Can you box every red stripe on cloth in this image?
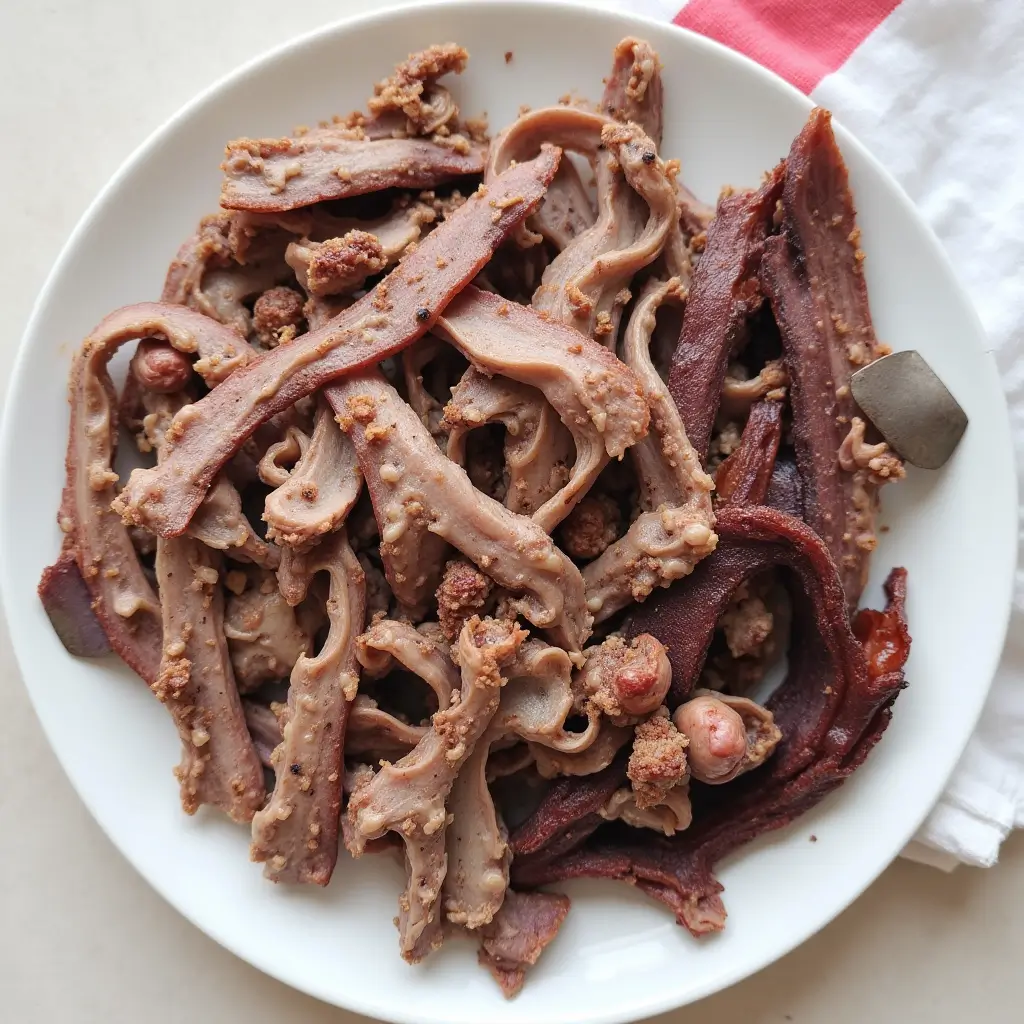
[673,0,903,94]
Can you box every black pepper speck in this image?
[289,763,301,775]
[416,308,430,322]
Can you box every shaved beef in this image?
[437,286,650,532]
[328,371,592,652]
[478,890,571,998]
[714,398,784,507]
[251,530,366,884]
[113,149,561,538]
[668,164,785,460]
[221,130,485,213]
[760,109,903,608]
[43,303,253,681]
[263,401,362,548]
[515,508,909,925]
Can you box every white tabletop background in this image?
[1,2,1021,1021]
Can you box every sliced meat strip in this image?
[516,512,909,929]
[251,530,366,885]
[346,617,526,962]
[582,279,717,623]
[444,372,574,521]
[667,163,785,460]
[264,400,362,548]
[328,371,591,652]
[221,130,485,214]
[113,148,561,538]
[152,533,265,821]
[760,109,903,609]
[42,303,253,680]
[437,286,650,532]
[478,890,571,999]
[714,398,784,507]
[346,698,428,759]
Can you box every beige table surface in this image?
[2,2,1021,1022]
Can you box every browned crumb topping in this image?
[559,494,622,561]
[252,286,305,349]
[368,44,468,133]
[627,707,689,809]
[436,559,494,641]
[307,231,387,296]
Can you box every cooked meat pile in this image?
[38,39,912,996]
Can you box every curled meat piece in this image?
[114,148,561,538]
[673,690,781,784]
[328,371,591,652]
[286,231,387,297]
[626,706,689,808]
[515,511,910,932]
[356,617,459,706]
[600,784,692,837]
[41,303,253,681]
[223,569,315,691]
[347,617,526,962]
[444,371,574,520]
[532,720,634,779]
[152,534,265,821]
[436,286,650,532]
[533,120,679,342]
[221,128,485,213]
[188,474,281,569]
[719,359,788,422]
[668,163,785,459]
[251,530,366,885]
[601,37,663,143]
[576,634,672,723]
[367,43,467,135]
[583,277,717,623]
[714,398,784,508]
[347,697,428,760]
[263,401,363,548]
[478,890,571,999]
[258,425,309,487]
[162,213,292,338]
[839,416,904,484]
[759,109,904,608]
[131,338,194,393]
[252,286,306,348]
[436,558,493,641]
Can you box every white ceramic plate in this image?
[0,2,1016,1022]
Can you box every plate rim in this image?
[0,1,1016,1021]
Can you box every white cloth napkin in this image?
[619,0,1024,868]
